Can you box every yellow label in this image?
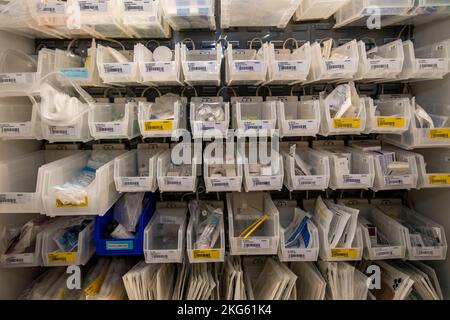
[333,118,361,129]
[84,55,91,69]
[376,117,405,128]
[56,196,88,208]
[144,120,173,131]
[429,129,450,139]
[84,271,107,296]
[429,174,450,185]
[331,248,358,259]
[48,252,77,264]
[193,249,221,260]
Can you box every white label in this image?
[94,122,123,134]
[0,73,34,84]
[124,0,152,11]
[0,194,31,205]
[196,122,224,132]
[187,61,217,73]
[241,238,270,249]
[149,250,179,262]
[233,61,263,73]
[37,2,66,14]
[414,247,442,257]
[163,177,192,188]
[120,177,151,189]
[103,63,132,74]
[369,59,401,71]
[325,59,353,71]
[159,215,184,225]
[79,0,107,11]
[416,58,447,71]
[243,120,272,131]
[296,176,327,188]
[1,253,34,265]
[385,175,413,186]
[210,178,240,189]
[0,123,30,135]
[145,62,175,73]
[343,174,371,186]
[277,61,308,73]
[251,177,277,188]
[373,246,403,258]
[287,119,317,131]
[48,125,76,136]
[286,249,316,261]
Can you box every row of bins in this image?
[1,192,446,268]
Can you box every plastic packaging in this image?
[113,193,145,233]
[294,0,350,21]
[162,0,216,31]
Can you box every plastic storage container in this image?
[221,0,302,28]
[264,41,312,85]
[275,199,319,262]
[181,43,222,86]
[314,142,375,190]
[227,192,280,255]
[162,0,216,30]
[0,49,38,96]
[363,97,411,135]
[269,96,321,137]
[137,43,183,86]
[94,193,155,256]
[114,144,168,193]
[157,147,198,193]
[28,0,76,38]
[186,200,225,263]
[294,0,350,21]
[382,0,450,26]
[88,99,140,140]
[41,149,126,216]
[190,97,230,139]
[0,150,81,213]
[0,96,42,140]
[144,201,188,263]
[203,142,243,193]
[281,142,330,191]
[408,148,450,189]
[97,44,140,85]
[306,40,359,83]
[355,40,405,82]
[225,43,267,86]
[232,99,277,137]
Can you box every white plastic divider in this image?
[137,43,183,86]
[294,0,350,21]
[225,43,268,86]
[0,49,38,96]
[313,141,375,190]
[0,96,42,140]
[162,0,216,31]
[157,146,198,193]
[232,97,277,138]
[227,192,280,256]
[190,97,230,139]
[281,142,330,192]
[181,43,222,86]
[97,44,140,85]
[186,200,225,264]
[144,201,188,264]
[269,96,320,137]
[41,149,126,216]
[363,97,411,134]
[203,142,243,193]
[0,149,81,213]
[274,199,319,262]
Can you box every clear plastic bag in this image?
[113,193,145,233]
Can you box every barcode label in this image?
[1,253,34,265]
[277,61,307,73]
[234,61,262,73]
[196,122,223,132]
[417,59,447,70]
[211,178,239,189]
[287,120,317,131]
[373,246,402,258]
[385,175,413,186]
[163,177,192,188]
[325,59,353,71]
[252,178,275,187]
[124,0,152,11]
[103,63,132,74]
[429,128,450,139]
[79,0,107,11]
[343,174,370,186]
[243,121,272,131]
[37,2,66,14]
[241,238,270,249]
[145,62,174,73]
[95,123,123,134]
[414,247,441,257]
[149,251,179,261]
[369,59,401,71]
[0,194,30,205]
[0,73,34,84]
[187,62,216,73]
[120,177,151,189]
[48,125,76,136]
[286,249,316,261]
[160,215,184,225]
[296,176,326,188]
[429,174,450,185]
[0,123,30,135]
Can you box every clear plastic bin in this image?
[41,218,95,267]
[355,40,405,82]
[137,43,183,86]
[306,40,359,83]
[114,144,168,193]
[41,150,126,216]
[181,43,221,86]
[120,0,171,38]
[382,0,450,26]
[28,0,74,38]
[225,43,267,86]
[0,150,81,213]
[97,44,140,85]
[281,142,330,191]
[334,0,414,28]
[221,0,302,28]
[0,49,37,96]
[144,201,188,263]
[269,96,320,137]
[138,96,187,138]
[41,114,92,143]
[364,97,411,134]
[190,97,230,139]
[314,142,375,190]
[157,147,198,193]
[88,99,140,140]
[264,41,311,85]
[186,200,225,263]
[203,142,243,193]
[407,148,450,189]
[232,100,277,137]
[0,96,42,140]
[274,200,319,262]
[294,0,350,21]
[162,0,216,30]
[226,192,280,256]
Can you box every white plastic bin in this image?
[225,43,267,86]
[41,149,125,216]
[232,100,277,137]
[269,96,320,137]
[0,49,37,96]
[227,192,280,256]
[162,0,216,30]
[203,142,243,193]
[294,0,350,21]
[114,144,168,193]
[186,200,225,263]
[264,41,311,85]
[88,99,140,140]
[28,0,74,38]
[355,40,405,82]
[274,199,319,262]
[314,142,375,190]
[409,148,450,189]
[137,43,183,86]
[0,96,41,140]
[41,115,92,143]
[190,97,230,139]
[144,201,188,263]
[97,44,140,85]
[382,0,450,26]
[306,40,359,83]
[157,146,198,193]
[181,43,222,86]
[364,97,411,134]
[221,0,302,28]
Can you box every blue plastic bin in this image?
[94,193,155,256]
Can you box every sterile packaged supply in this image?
[190,100,229,139]
[290,262,326,300]
[52,217,92,252]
